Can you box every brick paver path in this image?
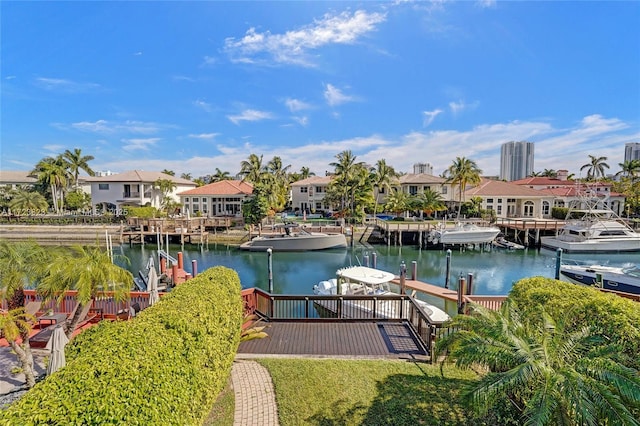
[231,360,279,426]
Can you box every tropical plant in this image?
[62,148,95,189]
[240,153,266,185]
[580,155,610,180]
[411,188,446,219]
[0,240,50,387]
[65,189,91,211]
[38,245,133,338]
[371,159,399,218]
[242,183,270,225]
[436,301,640,426]
[444,157,482,217]
[266,156,292,212]
[211,168,231,182]
[30,156,71,213]
[153,178,177,214]
[8,189,48,213]
[616,159,640,181]
[161,169,175,176]
[541,168,557,178]
[240,314,269,342]
[180,172,192,180]
[384,188,412,218]
[327,150,368,218]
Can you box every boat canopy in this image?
[336,266,396,285]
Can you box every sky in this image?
[1,1,639,179]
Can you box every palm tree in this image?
[436,301,640,425]
[153,178,178,213]
[211,168,231,182]
[30,156,70,213]
[617,159,640,181]
[62,148,95,189]
[9,189,48,213]
[580,155,610,180]
[180,172,192,181]
[0,240,50,387]
[38,245,133,338]
[384,188,412,218]
[161,169,175,176]
[267,156,292,212]
[328,150,365,216]
[541,169,557,178]
[412,189,445,219]
[371,159,399,218]
[298,166,314,180]
[240,154,266,185]
[444,157,482,217]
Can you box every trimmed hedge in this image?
[509,277,640,369]
[0,266,243,425]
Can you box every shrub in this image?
[509,276,640,369]
[0,266,243,425]
[551,207,568,219]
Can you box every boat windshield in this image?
[622,266,640,278]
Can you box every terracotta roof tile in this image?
[465,178,549,197]
[291,176,332,186]
[85,170,195,185]
[178,180,253,196]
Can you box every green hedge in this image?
[0,266,243,425]
[509,277,640,369]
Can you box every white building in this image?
[87,170,196,214]
[500,141,535,181]
[178,180,253,217]
[290,176,332,214]
[412,163,433,175]
[624,142,640,162]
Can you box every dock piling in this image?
[555,248,563,279]
[445,249,452,289]
[267,248,273,293]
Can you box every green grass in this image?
[203,378,235,426]
[258,358,481,426]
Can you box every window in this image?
[442,186,447,194]
[524,201,534,217]
[315,202,322,209]
[300,187,308,193]
[98,184,109,190]
[185,198,189,202]
[497,199,502,203]
[423,186,431,192]
[486,198,494,204]
[192,198,199,202]
[542,201,550,216]
[497,205,502,214]
[409,185,418,195]
[316,186,324,193]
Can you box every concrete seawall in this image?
[0,225,122,246]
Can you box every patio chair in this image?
[24,301,42,318]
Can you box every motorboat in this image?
[429,222,500,245]
[239,223,347,251]
[541,210,640,253]
[312,266,450,324]
[559,263,640,295]
[493,236,525,250]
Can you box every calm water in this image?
[116,243,639,297]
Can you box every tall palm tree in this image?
[616,159,640,181]
[371,159,399,217]
[267,156,292,212]
[436,301,640,425]
[180,172,192,181]
[161,169,175,176]
[62,148,95,189]
[299,166,314,180]
[30,156,70,213]
[541,169,557,178]
[580,155,610,180]
[38,245,133,338]
[9,189,48,213]
[211,168,231,182]
[444,157,482,217]
[328,150,365,216]
[240,154,266,185]
[412,188,446,219]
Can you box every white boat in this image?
[559,263,640,295]
[312,266,450,324]
[429,222,500,245]
[239,224,347,251]
[541,210,640,253]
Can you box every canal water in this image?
[116,243,639,297]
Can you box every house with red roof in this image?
[464,178,553,218]
[177,180,253,217]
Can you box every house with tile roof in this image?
[290,176,332,214]
[177,180,253,217]
[464,178,553,218]
[395,174,457,203]
[87,170,196,214]
[0,170,38,188]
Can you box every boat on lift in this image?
[239,223,347,252]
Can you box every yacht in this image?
[429,222,500,245]
[239,223,347,251]
[312,266,450,324]
[559,263,640,295]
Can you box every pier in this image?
[120,217,235,246]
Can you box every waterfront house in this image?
[0,170,38,189]
[177,180,253,217]
[464,178,553,218]
[290,176,332,214]
[395,173,457,204]
[87,170,196,214]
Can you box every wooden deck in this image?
[238,322,428,360]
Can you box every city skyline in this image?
[2,1,639,178]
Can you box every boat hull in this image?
[240,232,347,251]
[435,228,501,244]
[559,266,640,295]
[541,237,640,253]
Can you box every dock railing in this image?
[241,287,449,361]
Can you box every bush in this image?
[509,277,640,369]
[125,206,162,219]
[551,207,568,219]
[0,266,243,425]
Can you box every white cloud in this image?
[477,0,497,9]
[121,138,161,152]
[188,133,219,140]
[173,75,196,82]
[5,76,16,80]
[324,84,356,106]
[449,99,479,115]
[292,116,309,126]
[194,100,212,112]
[422,109,443,127]
[34,77,101,93]
[285,98,312,112]
[133,51,143,56]
[62,119,168,134]
[201,56,217,67]
[43,144,66,153]
[227,109,274,125]
[224,10,386,66]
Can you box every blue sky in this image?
[2,1,639,178]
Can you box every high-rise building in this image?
[500,141,534,181]
[624,142,640,162]
[412,163,433,175]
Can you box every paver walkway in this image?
[231,360,279,426]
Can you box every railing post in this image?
[457,275,466,314]
[411,260,417,281]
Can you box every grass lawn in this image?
[258,358,481,426]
